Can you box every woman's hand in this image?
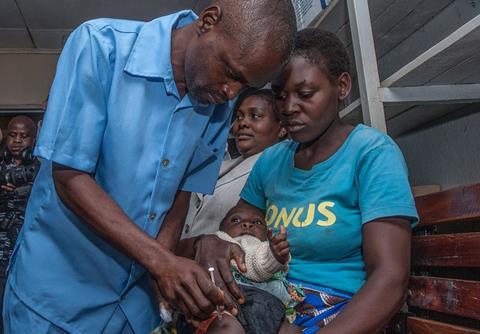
[194,234,247,314]
[269,225,290,265]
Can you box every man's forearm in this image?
[52,166,170,274]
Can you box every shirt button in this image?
[161,159,169,167]
[184,224,190,234]
[148,213,156,220]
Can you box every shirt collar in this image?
[124,10,198,97]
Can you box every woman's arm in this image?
[317,217,411,334]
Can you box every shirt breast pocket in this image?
[185,140,220,176]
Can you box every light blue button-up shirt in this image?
[7,11,233,334]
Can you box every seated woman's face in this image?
[231,95,284,158]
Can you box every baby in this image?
[155,203,304,334]
[195,202,304,334]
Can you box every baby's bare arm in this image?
[269,226,290,265]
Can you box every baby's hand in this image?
[268,225,290,265]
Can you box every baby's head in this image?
[220,203,267,241]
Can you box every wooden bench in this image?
[386,183,480,334]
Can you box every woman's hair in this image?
[233,88,279,121]
[293,28,351,84]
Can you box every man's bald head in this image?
[210,0,297,64]
[6,115,36,161]
[181,0,296,104]
[8,115,36,137]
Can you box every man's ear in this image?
[197,5,222,35]
[337,72,352,102]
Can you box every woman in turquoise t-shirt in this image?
[239,29,418,334]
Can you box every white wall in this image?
[396,111,480,190]
[0,52,59,107]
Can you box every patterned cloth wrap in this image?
[231,267,305,322]
[152,280,353,334]
[293,284,352,334]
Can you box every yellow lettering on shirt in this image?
[265,204,278,227]
[266,201,337,228]
[274,207,297,228]
[317,201,336,226]
[292,203,316,227]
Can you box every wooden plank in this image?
[378,1,480,80]
[387,103,462,137]
[428,50,480,85]
[394,26,480,87]
[374,0,453,59]
[415,183,480,226]
[371,0,424,47]
[407,317,480,334]
[368,0,397,23]
[412,233,480,268]
[458,53,480,84]
[335,21,353,49]
[342,107,363,125]
[408,276,480,320]
[384,104,413,120]
[315,0,348,33]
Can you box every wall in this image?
[0,51,59,106]
[0,51,56,133]
[396,111,480,190]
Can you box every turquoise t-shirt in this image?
[240,125,418,294]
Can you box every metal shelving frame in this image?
[310,0,480,136]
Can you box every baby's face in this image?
[221,206,267,241]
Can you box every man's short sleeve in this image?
[240,153,267,211]
[34,23,112,173]
[357,143,419,226]
[179,105,233,195]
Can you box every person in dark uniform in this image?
[0,116,39,332]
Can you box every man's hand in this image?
[51,166,223,322]
[269,226,290,265]
[150,251,226,322]
[1,183,16,193]
[194,234,246,314]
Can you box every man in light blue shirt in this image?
[2,1,296,332]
